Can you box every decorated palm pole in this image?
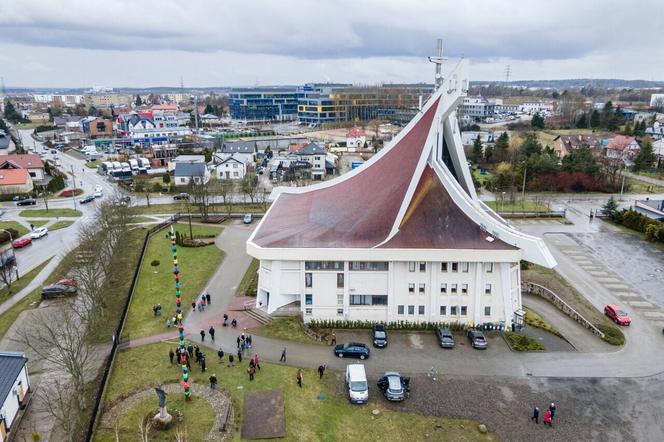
[171,226,190,399]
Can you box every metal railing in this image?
[84,216,178,441]
[522,281,605,338]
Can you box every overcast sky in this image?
[1,0,663,88]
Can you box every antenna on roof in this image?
[428,39,447,90]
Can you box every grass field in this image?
[625,177,664,193]
[523,306,563,339]
[0,258,52,304]
[504,331,545,352]
[252,317,327,346]
[122,224,224,339]
[484,199,550,213]
[85,159,101,169]
[128,216,157,224]
[132,202,269,215]
[235,258,259,297]
[49,220,75,231]
[26,219,48,228]
[0,221,29,237]
[19,208,82,218]
[100,343,496,442]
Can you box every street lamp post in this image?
[521,161,527,210]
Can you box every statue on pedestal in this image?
[153,385,173,427]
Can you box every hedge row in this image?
[612,209,664,243]
[306,319,506,332]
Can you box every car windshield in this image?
[350,381,367,392]
[374,331,386,339]
[616,310,628,316]
[442,336,453,341]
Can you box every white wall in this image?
[1,365,29,430]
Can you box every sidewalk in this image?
[0,254,61,315]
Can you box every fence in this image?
[84,216,178,441]
[499,209,566,219]
[522,281,605,339]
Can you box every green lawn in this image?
[504,331,545,352]
[484,199,550,213]
[128,216,158,224]
[123,224,224,339]
[101,343,496,442]
[625,177,664,193]
[235,258,259,297]
[472,168,493,188]
[252,317,327,346]
[0,258,52,304]
[0,221,29,237]
[19,208,82,218]
[523,306,563,339]
[26,219,48,228]
[49,220,75,231]
[132,202,269,215]
[85,159,101,169]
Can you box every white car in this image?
[30,227,48,239]
[94,190,103,198]
[94,185,103,192]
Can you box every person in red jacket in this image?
[543,408,552,427]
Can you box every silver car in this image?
[377,372,410,402]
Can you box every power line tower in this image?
[180,75,184,93]
[504,65,511,84]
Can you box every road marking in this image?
[643,311,664,319]
[627,301,654,309]
[603,283,632,291]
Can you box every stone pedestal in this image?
[152,406,173,429]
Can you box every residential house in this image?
[200,114,222,126]
[174,162,210,186]
[0,154,45,185]
[552,134,603,159]
[646,118,664,140]
[169,154,206,171]
[216,156,247,180]
[605,135,640,161]
[217,141,256,165]
[53,115,84,130]
[27,113,50,125]
[653,139,664,161]
[462,96,495,121]
[0,352,31,441]
[0,169,33,195]
[346,127,366,149]
[294,143,328,180]
[83,118,113,138]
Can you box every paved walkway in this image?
[623,170,664,187]
[0,253,61,315]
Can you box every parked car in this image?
[12,237,32,248]
[372,323,388,348]
[11,195,29,201]
[377,372,410,402]
[80,195,95,204]
[16,198,37,206]
[41,283,77,299]
[173,193,190,200]
[30,227,48,239]
[243,213,253,224]
[0,209,5,217]
[334,342,370,360]
[604,304,631,326]
[345,364,368,404]
[467,330,488,350]
[56,278,78,287]
[93,189,103,198]
[94,184,103,192]
[435,327,455,349]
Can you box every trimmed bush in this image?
[504,331,545,351]
[150,260,160,267]
[595,323,625,346]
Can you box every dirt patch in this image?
[241,390,285,439]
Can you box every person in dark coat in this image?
[200,329,206,342]
[187,344,194,357]
[318,365,326,379]
[209,326,216,341]
[237,336,241,348]
[297,368,303,388]
[169,349,175,365]
[237,349,242,363]
[549,403,556,419]
[248,365,255,381]
[280,347,287,362]
[531,406,539,424]
[206,292,211,305]
[228,354,234,367]
[217,348,224,361]
[209,374,217,390]
[201,356,206,372]
[191,300,196,311]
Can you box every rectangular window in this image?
[408,305,415,315]
[461,262,469,273]
[441,262,448,272]
[305,261,344,271]
[305,308,312,316]
[484,306,491,316]
[485,283,492,295]
[350,261,389,271]
[337,308,344,316]
[408,261,416,272]
[440,283,447,294]
[418,305,425,315]
[305,294,313,305]
[349,295,388,306]
[418,283,425,294]
[450,305,458,315]
[486,262,494,273]
[452,262,458,272]
[419,262,426,272]
[397,305,405,315]
[337,294,344,305]
[450,283,458,294]
[461,306,468,316]
[461,284,468,294]
[337,273,344,288]
[305,273,312,288]
[408,283,415,294]
[440,305,447,315]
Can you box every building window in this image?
[484,306,491,316]
[450,284,458,294]
[418,283,425,294]
[305,308,312,316]
[337,294,343,305]
[486,262,493,273]
[305,273,312,288]
[408,305,415,315]
[461,306,468,316]
[441,262,448,272]
[485,284,492,295]
[440,283,447,294]
[337,308,344,316]
[440,305,447,315]
[337,273,344,288]
[450,305,457,316]
[305,261,344,271]
[408,283,415,294]
[408,261,416,272]
[398,305,404,315]
[461,262,469,273]
[305,294,313,305]
[451,262,458,272]
[461,284,468,294]
[350,261,389,271]
[418,305,425,315]
[349,295,388,306]
[419,262,426,272]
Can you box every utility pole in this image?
[521,161,527,208]
[70,165,77,211]
[619,170,626,201]
[504,65,511,84]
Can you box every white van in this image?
[345,364,368,404]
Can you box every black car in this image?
[80,195,96,204]
[16,198,37,206]
[372,323,388,348]
[334,342,370,360]
[173,193,190,200]
[377,372,410,401]
[435,327,455,349]
[467,330,488,350]
[41,283,77,300]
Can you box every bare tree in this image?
[0,251,17,293]
[138,416,152,442]
[241,171,259,204]
[187,179,212,219]
[38,379,81,442]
